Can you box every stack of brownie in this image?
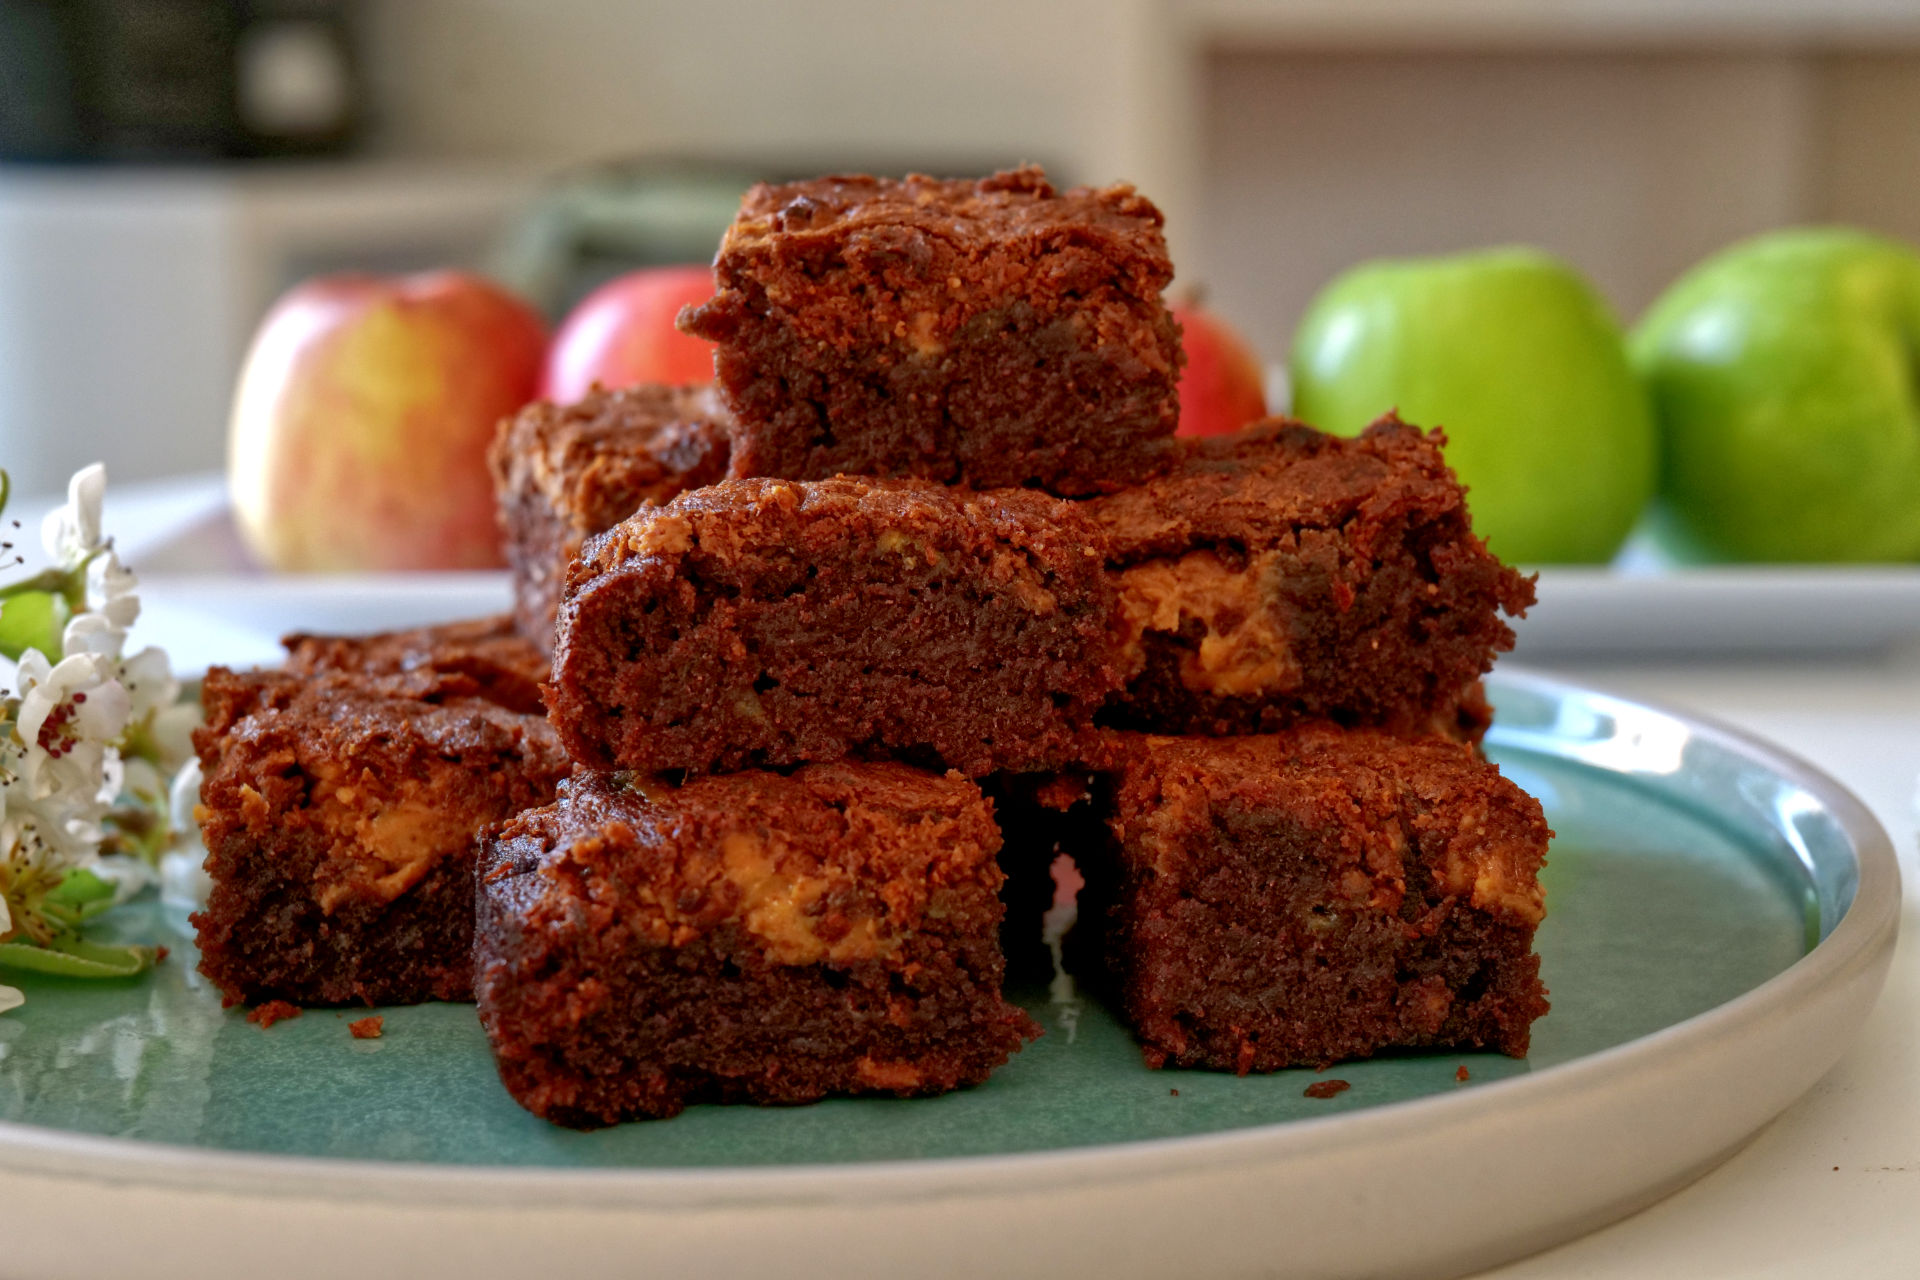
[190,167,1550,1130]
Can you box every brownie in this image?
[679,166,1181,496]
[475,764,1040,1125]
[1079,728,1550,1072]
[1084,415,1534,739]
[488,383,733,651]
[546,474,1127,778]
[191,665,569,1007]
[283,614,549,716]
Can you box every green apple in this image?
[1631,227,1920,562]
[1290,247,1655,564]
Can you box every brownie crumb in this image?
[1303,1079,1351,1100]
[247,1000,301,1028]
[1456,1065,1471,1082]
[349,1016,384,1040]
[1170,1088,1179,1097]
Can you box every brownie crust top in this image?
[488,383,733,536]
[282,614,549,716]
[1114,727,1550,928]
[571,471,1108,587]
[1088,414,1532,600]
[713,166,1169,268]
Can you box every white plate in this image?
[0,670,1901,1280]
[1512,566,1920,658]
[36,475,1920,665]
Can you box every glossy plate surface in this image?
[0,671,1900,1280]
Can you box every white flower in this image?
[61,611,125,665]
[84,549,139,631]
[41,463,107,570]
[118,646,178,723]
[95,746,124,807]
[93,853,156,905]
[8,649,128,865]
[121,756,164,808]
[159,848,211,912]
[167,757,203,839]
[159,757,210,911]
[146,702,199,771]
[0,886,10,936]
[16,651,132,761]
[0,461,188,1010]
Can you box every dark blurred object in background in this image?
[495,155,1055,320]
[0,0,362,162]
[492,159,759,320]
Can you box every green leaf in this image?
[47,868,115,906]
[0,589,66,663]
[38,897,114,928]
[0,938,156,979]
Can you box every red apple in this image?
[1173,301,1268,438]
[228,271,547,572]
[540,264,717,403]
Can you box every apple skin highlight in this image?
[541,265,717,404]
[1290,247,1656,566]
[1172,303,1268,440]
[229,271,547,573]
[1632,226,1920,563]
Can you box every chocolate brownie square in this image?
[282,613,548,716]
[488,383,732,651]
[546,474,1127,778]
[1085,415,1534,740]
[191,665,568,1007]
[475,764,1040,1126]
[1081,728,1550,1071]
[679,167,1181,496]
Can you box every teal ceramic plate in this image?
[0,671,1900,1280]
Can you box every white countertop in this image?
[1486,653,1920,1279]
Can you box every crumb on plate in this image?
[246,1000,301,1029]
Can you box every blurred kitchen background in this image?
[6,0,1920,494]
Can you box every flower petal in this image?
[71,679,131,742]
[41,464,106,566]
[16,684,58,748]
[85,552,140,629]
[14,648,50,692]
[62,613,125,662]
[148,701,200,769]
[0,984,22,1014]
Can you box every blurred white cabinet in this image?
[0,163,535,495]
[352,0,1920,365]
